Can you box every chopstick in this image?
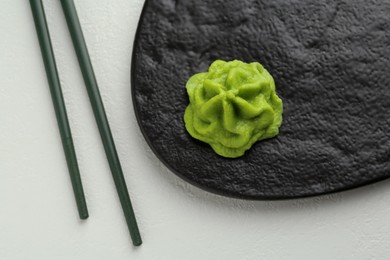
[59,0,142,246]
[29,0,89,220]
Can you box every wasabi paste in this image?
[184,60,283,158]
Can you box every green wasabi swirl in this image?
[184,60,283,158]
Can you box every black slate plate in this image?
[131,0,390,200]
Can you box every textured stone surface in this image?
[133,0,390,199]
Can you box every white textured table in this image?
[2,1,390,259]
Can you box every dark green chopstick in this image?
[59,0,142,246]
[29,0,88,220]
